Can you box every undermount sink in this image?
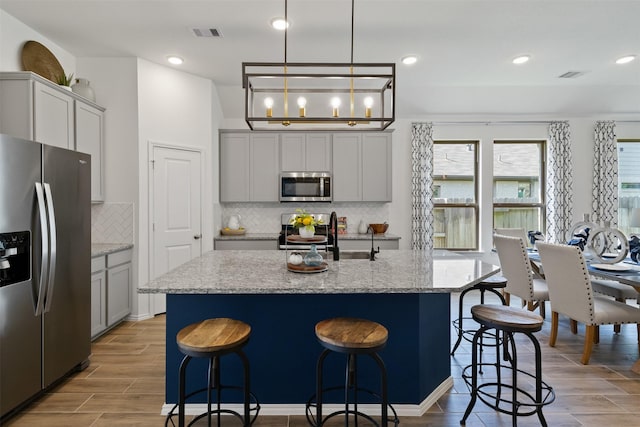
[338,251,371,260]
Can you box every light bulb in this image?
[167,56,183,65]
[264,97,274,117]
[297,97,306,117]
[331,97,341,117]
[363,97,373,118]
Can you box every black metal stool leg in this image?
[528,332,548,427]
[316,349,330,427]
[370,352,389,427]
[452,286,474,355]
[178,355,191,427]
[235,349,252,427]
[460,326,485,425]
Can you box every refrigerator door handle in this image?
[43,183,57,313]
[34,182,49,316]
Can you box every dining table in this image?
[529,251,640,373]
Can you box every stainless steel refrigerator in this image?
[0,134,91,419]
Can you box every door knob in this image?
[194,234,202,240]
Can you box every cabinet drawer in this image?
[91,255,106,273]
[107,248,133,267]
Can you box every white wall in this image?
[136,58,217,318]
[0,10,75,75]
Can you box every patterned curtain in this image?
[546,122,573,243]
[411,123,434,250]
[592,121,618,226]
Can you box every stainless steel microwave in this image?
[280,172,332,202]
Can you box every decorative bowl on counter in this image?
[220,227,246,236]
[369,223,389,234]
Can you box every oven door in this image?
[280,172,331,202]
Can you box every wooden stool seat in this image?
[177,318,251,356]
[471,304,543,333]
[315,317,388,351]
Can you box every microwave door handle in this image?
[319,178,324,196]
[34,182,49,316]
[43,183,57,313]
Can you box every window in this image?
[433,141,478,250]
[493,141,545,236]
[618,140,640,237]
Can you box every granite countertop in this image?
[91,243,133,257]
[214,232,400,241]
[138,249,498,295]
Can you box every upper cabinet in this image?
[220,132,279,202]
[280,133,332,171]
[75,103,105,202]
[333,132,392,202]
[0,72,106,202]
[219,130,391,203]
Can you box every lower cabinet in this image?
[91,248,133,340]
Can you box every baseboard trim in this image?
[159,376,453,417]
[126,313,153,321]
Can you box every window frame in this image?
[492,140,547,234]
[432,140,479,250]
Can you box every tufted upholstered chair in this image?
[494,234,549,318]
[537,242,640,365]
[494,227,529,247]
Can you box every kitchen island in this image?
[139,250,499,415]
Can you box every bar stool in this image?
[306,317,399,427]
[460,305,555,426]
[165,318,260,427]
[451,275,507,363]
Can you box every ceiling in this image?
[2,0,640,120]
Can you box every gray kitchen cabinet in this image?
[90,248,132,340]
[90,256,107,338]
[0,72,106,201]
[219,132,279,202]
[75,102,105,202]
[332,132,392,202]
[106,249,133,326]
[281,133,332,171]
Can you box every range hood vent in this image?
[192,28,223,38]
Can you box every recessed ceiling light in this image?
[512,55,531,65]
[271,18,289,30]
[401,55,418,65]
[167,56,183,65]
[616,55,636,64]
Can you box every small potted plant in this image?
[290,208,323,238]
[56,72,74,90]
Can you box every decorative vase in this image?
[358,220,368,234]
[299,226,315,238]
[304,244,323,266]
[71,78,96,102]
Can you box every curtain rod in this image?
[428,120,556,126]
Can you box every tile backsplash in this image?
[220,203,390,233]
[91,203,134,243]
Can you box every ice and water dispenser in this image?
[0,231,30,287]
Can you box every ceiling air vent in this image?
[558,71,585,79]
[191,28,223,38]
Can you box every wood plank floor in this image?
[5,292,640,426]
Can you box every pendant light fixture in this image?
[242,0,395,130]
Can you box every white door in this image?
[151,145,202,314]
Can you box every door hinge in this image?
[152,223,155,232]
[151,159,155,170]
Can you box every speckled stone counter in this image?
[214,232,278,241]
[147,250,498,415]
[139,249,496,294]
[91,243,133,257]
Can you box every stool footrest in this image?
[461,363,555,417]
[305,385,399,427]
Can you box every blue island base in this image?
[165,293,451,413]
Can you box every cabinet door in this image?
[250,133,279,201]
[33,81,74,149]
[107,262,132,326]
[75,102,105,202]
[362,133,392,202]
[220,133,250,202]
[91,270,107,339]
[306,133,332,171]
[332,133,362,201]
[280,133,305,171]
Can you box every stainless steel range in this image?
[278,213,334,250]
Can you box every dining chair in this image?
[591,279,639,333]
[537,242,640,365]
[494,228,529,247]
[494,234,549,318]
